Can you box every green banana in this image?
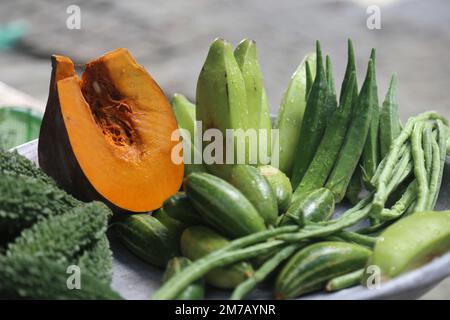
[171,94,206,176]
[196,38,249,178]
[234,39,271,164]
[274,52,316,177]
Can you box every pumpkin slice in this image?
[39,48,183,212]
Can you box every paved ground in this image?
[0,0,449,299]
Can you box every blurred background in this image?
[0,0,449,298]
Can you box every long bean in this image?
[430,120,447,208]
[411,122,429,212]
[230,244,301,300]
[379,180,417,220]
[153,240,286,299]
[373,112,447,214]
[278,201,373,242]
[336,230,378,247]
[326,269,364,292]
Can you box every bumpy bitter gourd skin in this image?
[0,173,80,239]
[7,202,111,264]
[0,149,55,185]
[0,254,121,300]
[77,235,113,284]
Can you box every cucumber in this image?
[171,93,207,176]
[292,73,356,200]
[281,188,335,225]
[228,165,278,226]
[258,165,293,213]
[274,241,371,299]
[162,257,205,300]
[115,214,180,268]
[184,172,266,238]
[291,41,333,189]
[180,226,254,289]
[153,208,185,238]
[274,53,316,177]
[379,74,401,159]
[363,211,450,283]
[361,49,380,184]
[163,192,203,226]
[325,59,376,202]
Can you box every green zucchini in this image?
[361,49,380,184]
[379,74,401,159]
[274,241,371,299]
[184,172,266,238]
[291,41,332,189]
[363,211,450,283]
[163,192,203,226]
[228,165,278,226]
[180,226,254,289]
[293,73,356,200]
[274,52,316,177]
[162,257,205,299]
[115,214,180,268]
[171,93,207,176]
[325,59,376,202]
[281,188,335,225]
[258,165,293,213]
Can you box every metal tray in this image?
[14,139,450,300]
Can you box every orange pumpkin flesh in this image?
[38,48,183,212]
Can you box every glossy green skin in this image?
[153,208,185,238]
[171,94,207,177]
[234,39,272,164]
[115,214,180,268]
[163,192,203,226]
[293,73,356,201]
[196,38,249,177]
[291,42,333,189]
[274,53,316,177]
[326,60,376,202]
[259,88,272,162]
[282,188,335,225]
[379,74,401,159]
[363,211,450,282]
[258,165,293,213]
[275,241,371,299]
[184,173,266,238]
[361,49,380,184]
[162,257,205,300]
[228,165,278,226]
[180,226,254,289]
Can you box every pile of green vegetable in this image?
[0,149,120,299]
[115,38,450,300]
